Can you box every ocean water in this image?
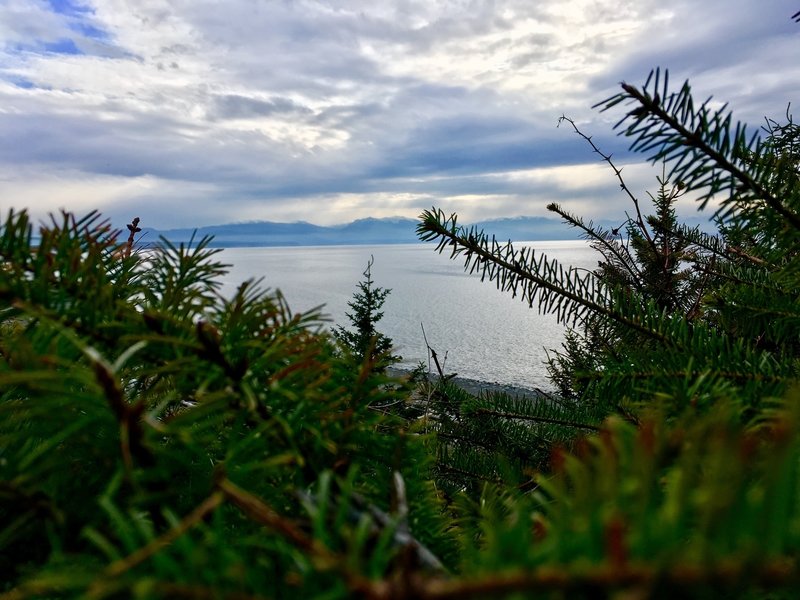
[217,240,599,391]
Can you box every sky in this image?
[1,0,798,229]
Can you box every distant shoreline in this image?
[388,366,544,399]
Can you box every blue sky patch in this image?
[44,39,83,55]
[70,21,107,40]
[47,0,90,17]
[47,0,109,41]
[9,77,36,90]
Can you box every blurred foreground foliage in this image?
[415,67,800,598]
[0,211,450,598]
[4,68,800,599]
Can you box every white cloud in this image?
[0,1,72,46]
[1,0,798,229]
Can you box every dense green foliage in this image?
[0,214,450,598]
[416,67,800,597]
[4,62,800,600]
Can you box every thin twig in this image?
[421,323,446,382]
[558,116,655,248]
[406,558,800,599]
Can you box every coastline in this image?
[387,366,543,399]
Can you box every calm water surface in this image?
[218,241,599,391]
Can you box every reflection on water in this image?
[218,241,600,391]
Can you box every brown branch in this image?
[726,244,769,266]
[405,558,800,599]
[686,254,715,321]
[124,217,141,259]
[88,349,152,469]
[421,323,447,382]
[216,478,385,598]
[216,478,330,561]
[103,491,224,579]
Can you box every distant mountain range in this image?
[143,215,626,247]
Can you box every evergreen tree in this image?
[416,64,800,597]
[333,256,399,372]
[544,120,716,403]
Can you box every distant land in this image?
[142,215,627,247]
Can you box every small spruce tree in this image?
[333,256,399,372]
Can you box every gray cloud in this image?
[211,94,313,120]
[1,0,798,229]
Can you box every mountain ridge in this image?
[140,214,695,247]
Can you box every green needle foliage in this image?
[416,62,800,597]
[0,212,452,598]
[6,37,800,600]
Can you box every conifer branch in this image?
[597,69,800,231]
[102,491,225,579]
[418,208,676,347]
[87,348,151,470]
[217,478,395,599]
[547,202,644,293]
[405,560,800,599]
[217,478,333,562]
[434,463,504,485]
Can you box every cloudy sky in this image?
[1,0,798,229]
